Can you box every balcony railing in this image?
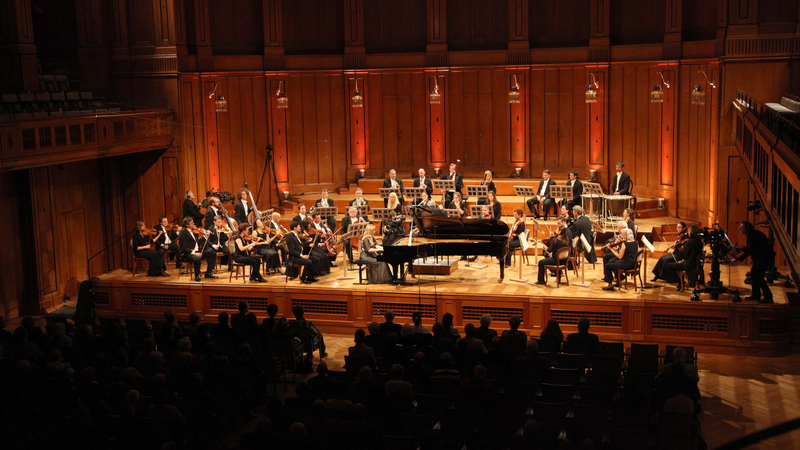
[735,90,800,157]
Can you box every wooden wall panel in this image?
[447,0,510,51]
[209,0,263,55]
[682,0,719,41]
[364,0,427,53]
[0,171,26,319]
[128,0,156,51]
[610,0,666,45]
[529,0,591,48]
[282,0,343,55]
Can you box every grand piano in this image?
[377,206,510,283]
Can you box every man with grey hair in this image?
[473,314,498,348]
[182,190,205,228]
[380,310,402,336]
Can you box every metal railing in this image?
[736,90,800,156]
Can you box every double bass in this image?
[243,182,263,225]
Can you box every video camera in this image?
[198,187,235,208]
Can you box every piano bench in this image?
[353,259,370,284]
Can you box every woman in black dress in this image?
[478,171,496,205]
[233,223,266,282]
[534,227,570,285]
[486,190,502,219]
[602,228,638,291]
[623,208,635,234]
[133,221,168,277]
[386,192,403,214]
[252,218,283,274]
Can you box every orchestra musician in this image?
[736,221,775,303]
[232,223,266,283]
[207,214,233,270]
[555,215,574,241]
[383,169,405,206]
[570,206,598,264]
[153,216,181,268]
[204,196,223,230]
[504,209,526,267]
[386,192,403,214]
[478,171,496,205]
[361,224,392,284]
[602,221,629,267]
[417,190,439,209]
[350,188,370,211]
[183,191,205,229]
[534,227,570,285]
[651,222,687,282]
[486,190,502,219]
[623,208,635,234]
[341,206,366,264]
[178,217,216,281]
[234,188,250,225]
[560,171,583,214]
[303,215,331,275]
[252,218,284,274]
[133,221,168,277]
[285,220,318,284]
[293,204,309,224]
[481,205,492,219]
[440,162,463,205]
[602,228,638,291]
[315,189,337,230]
[526,170,556,220]
[663,225,703,286]
[414,168,433,196]
[267,212,287,264]
[611,162,632,195]
[445,191,466,217]
[310,212,337,269]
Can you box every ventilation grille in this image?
[94,291,110,306]
[372,302,436,319]
[652,314,727,332]
[291,298,348,316]
[759,318,788,335]
[551,310,622,328]
[130,292,187,309]
[210,296,271,312]
[22,128,35,149]
[463,306,524,323]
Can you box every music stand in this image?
[549,185,573,205]
[529,218,544,264]
[466,185,488,203]
[371,208,395,235]
[639,235,656,289]
[261,208,274,221]
[442,209,462,218]
[432,179,455,204]
[379,188,401,202]
[510,227,530,283]
[353,205,369,218]
[314,206,337,220]
[469,205,489,218]
[337,221,369,281]
[514,186,538,216]
[404,186,425,200]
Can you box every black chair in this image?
[544,367,582,386]
[579,386,616,405]
[591,354,624,373]
[597,341,625,358]
[627,343,659,359]
[531,401,568,425]
[585,369,620,388]
[571,402,610,429]
[539,382,575,404]
[344,355,375,377]
[626,357,659,375]
[609,429,649,450]
[555,352,587,370]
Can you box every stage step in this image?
[636,207,668,219]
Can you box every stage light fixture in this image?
[515,167,521,178]
[691,70,716,106]
[276,80,288,109]
[585,73,599,103]
[650,72,670,103]
[351,79,364,108]
[434,167,441,177]
[508,75,520,104]
[208,82,227,112]
[359,169,365,178]
[430,77,442,104]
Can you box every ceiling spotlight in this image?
[691,70,716,106]
[430,76,442,104]
[351,79,364,108]
[650,72,670,103]
[508,75,521,104]
[276,80,288,109]
[585,73,599,104]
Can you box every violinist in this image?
[445,191,466,217]
[315,189,337,230]
[477,171,495,205]
[252,218,284,274]
[534,227,570,285]
[286,220,317,284]
[154,216,181,269]
[310,212,337,269]
[292,204,309,224]
[303,215,329,276]
[555,215,574,241]
[481,205,492,219]
[204,196,223,230]
[602,221,629,267]
[623,208,636,234]
[178,217,216,281]
[183,191,205,229]
[268,212,287,264]
[651,222,687,282]
[341,206,366,264]
[207,215,231,269]
[133,221,168,277]
[559,205,575,228]
[602,228,638,291]
[234,188,250,225]
[232,223,266,283]
[504,209,527,267]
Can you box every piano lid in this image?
[408,206,509,240]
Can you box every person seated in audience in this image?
[433,352,460,379]
[381,333,407,366]
[325,383,354,412]
[301,400,340,444]
[565,317,599,355]
[240,419,277,450]
[655,347,700,408]
[364,322,385,356]
[385,363,414,396]
[181,312,201,336]
[307,361,338,394]
[400,323,417,347]
[456,365,495,399]
[473,314,498,349]
[517,339,550,372]
[157,309,182,349]
[213,312,237,341]
[352,366,375,404]
[379,310,402,336]
[0,316,14,348]
[564,423,597,450]
[500,316,527,351]
[431,322,455,353]
[417,332,440,365]
[516,419,556,450]
[410,311,430,334]
[291,306,327,359]
[458,323,488,354]
[348,329,377,369]
[664,391,695,414]
[406,352,430,382]
[230,301,249,330]
[441,313,461,340]
[261,304,279,335]
[539,318,564,353]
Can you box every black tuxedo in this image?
[569,215,597,264]
[383,177,405,206]
[206,224,230,255]
[565,179,583,209]
[178,228,216,276]
[414,176,433,195]
[440,172,463,204]
[285,232,315,280]
[664,235,703,285]
[611,172,632,195]
[526,179,557,218]
[737,229,775,301]
[315,197,337,229]
[349,198,370,212]
[183,199,204,228]
[293,214,309,224]
[205,206,222,229]
[154,225,180,264]
[234,200,250,225]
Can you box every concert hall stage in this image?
[93,251,792,357]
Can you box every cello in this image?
[219,202,238,232]
[243,182,263,225]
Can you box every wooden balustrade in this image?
[0,109,174,171]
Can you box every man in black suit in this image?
[205,196,223,229]
[565,317,599,356]
[526,170,556,219]
[315,189,337,230]
[183,191,205,229]
[206,215,230,270]
[341,206,366,264]
[611,162,632,195]
[154,216,181,268]
[380,310,402,336]
[178,217,216,281]
[414,168,433,196]
[736,221,776,303]
[286,220,317,284]
[561,170,583,214]
[569,206,597,264]
[440,162,463,205]
[234,188,251,224]
[292,204,309,224]
[267,212,286,264]
[383,169,405,206]
[349,188,370,211]
[664,225,703,286]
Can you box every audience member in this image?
[380,310,403,337]
[262,304,279,334]
[291,306,327,359]
[565,317,599,355]
[411,311,430,335]
[473,314,498,348]
[348,329,377,368]
[458,323,488,354]
[385,363,414,395]
[182,312,201,336]
[441,313,461,340]
[456,365,495,399]
[231,301,249,329]
[539,318,564,353]
[500,316,527,351]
